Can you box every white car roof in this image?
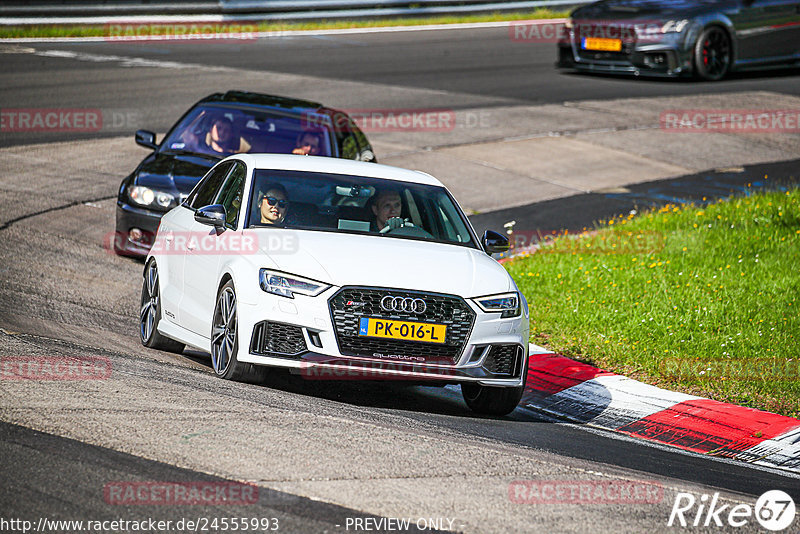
[229,153,443,187]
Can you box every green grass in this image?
[0,9,568,39]
[505,188,800,418]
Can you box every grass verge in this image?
[0,9,568,39]
[505,188,800,418]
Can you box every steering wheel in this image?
[379,217,434,239]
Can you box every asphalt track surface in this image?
[2,25,800,147]
[1,26,800,532]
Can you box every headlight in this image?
[661,19,689,33]
[474,292,521,318]
[259,270,330,299]
[128,185,174,208]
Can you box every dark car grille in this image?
[483,345,524,377]
[329,287,475,364]
[249,321,307,357]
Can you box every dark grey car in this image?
[557,0,800,80]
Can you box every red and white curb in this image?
[523,344,800,474]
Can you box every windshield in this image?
[247,169,477,248]
[160,105,333,158]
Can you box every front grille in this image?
[249,321,307,357]
[576,49,631,61]
[329,287,475,364]
[484,345,523,377]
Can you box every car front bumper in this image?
[115,201,168,256]
[236,285,529,387]
[557,29,694,78]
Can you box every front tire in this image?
[140,260,185,353]
[693,26,731,81]
[461,383,524,416]
[211,280,265,382]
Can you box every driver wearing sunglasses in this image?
[257,184,289,225]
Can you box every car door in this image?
[160,161,232,324]
[731,0,800,62]
[180,160,247,337]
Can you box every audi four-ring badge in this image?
[141,154,530,415]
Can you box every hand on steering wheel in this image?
[379,217,414,234]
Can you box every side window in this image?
[186,161,233,209]
[215,161,247,228]
[339,133,359,160]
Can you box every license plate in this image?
[582,37,622,52]
[359,318,446,344]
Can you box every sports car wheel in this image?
[693,26,731,81]
[140,260,185,353]
[461,383,524,416]
[211,280,265,382]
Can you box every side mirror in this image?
[482,230,509,255]
[194,204,227,230]
[135,130,158,150]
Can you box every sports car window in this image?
[215,161,247,228]
[160,105,334,158]
[186,161,232,209]
[247,169,477,249]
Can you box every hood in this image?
[574,0,736,20]
[134,151,217,194]
[250,229,514,298]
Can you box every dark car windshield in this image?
[247,169,477,248]
[161,105,333,158]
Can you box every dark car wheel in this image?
[461,383,525,416]
[140,260,185,353]
[693,26,731,81]
[211,280,266,382]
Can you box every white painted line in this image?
[742,426,800,471]
[528,374,697,428]
[0,18,567,44]
[528,343,553,355]
[30,48,236,71]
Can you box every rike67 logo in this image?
[668,490,795,531]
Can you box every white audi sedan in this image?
[140,154,529,415]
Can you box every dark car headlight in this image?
[128,185,175,208]
[661,19,690,34]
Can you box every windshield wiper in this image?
[160,148,218,159]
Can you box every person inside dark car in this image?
[258,184,289,225]
[205,116,252,155]
[180,113,250,155]
[292,132,322,156]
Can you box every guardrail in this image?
[1,0,586,21]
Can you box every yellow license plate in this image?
[359,318,447,344]
[582,37,622,52]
